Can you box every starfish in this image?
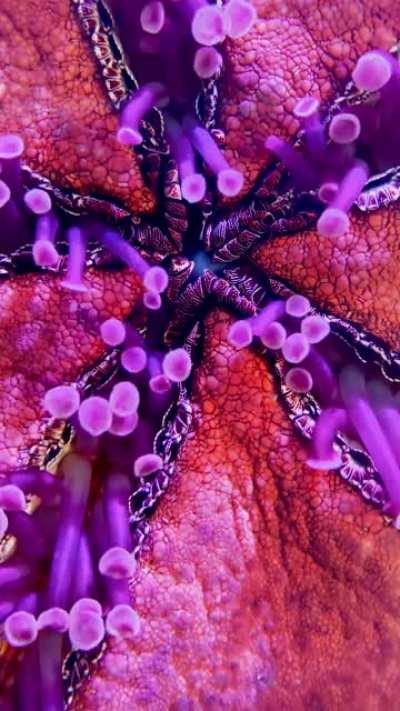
[1,0,400,709]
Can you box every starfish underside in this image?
[1,0,400,709]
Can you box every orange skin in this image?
[252,205,400,352]
[73,311,400,710]
[220,0,400,198]
[0,268,143,472]
[0,0,154,214]
[0,0,400,708]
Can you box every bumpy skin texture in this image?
[252,205,400,352]
[0,0,154,214]
[2,1,400,708]
[220,0,400,197]
[74,311,400,710]
[0,268,142,472]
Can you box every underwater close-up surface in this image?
[1,0,400,709]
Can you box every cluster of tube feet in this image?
[0,10,400,704]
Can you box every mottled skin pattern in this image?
[0,268,142,472]
[73,311,400,710]
[220,0,400,196]
[252,205,400,352]
[0,0,154,213]
[1,0,400,708]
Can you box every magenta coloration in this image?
[301,315,331,344]
[105,604,141,639]
[121,346,148,373]
[61,227,88,292]
[0,508,8,539]
[328,113,361,145]
[23,188,52,215]
[281,333,310,364]
[118,82,168,146]
[181,172,207,203]
[260,321,287,350]
[339,367,400,514]
[191,5,226,46]
[150,373,172,394]
[143,265,169,293]
[33,214,60,268]
[68,609,105,651]
[37,607,69,633]
[228,319,253,348]
[4,611,38,648]
[0,485,25,512]
[162,347,192,382]
[223,0,257,39]
[193,47,222,79]
[217,168,244,197]
[32,239,59,268]
[2,10,400,711]
[109,381,140,417]
[285,294,311,318]
[140,1,165,34]
[98,546,136,579]
[165,115,207,204]
[78,396,113,436]
[109,411,139,437]
[0,133,24,159]
[352,51,392,92]
[284,367,313,393]
[0,179,10,208]
[307,408,346,470]
[110,0,256,203]
[70,598,102,618]
[184,116,244,197]
[251,300,286,336]
[134,453,163,478]
[143,290,162,310]
[317,206,350,239]
[318,181,339,204]
[101,231,149,276]
[100,318,127,347]
[44,385,80,419]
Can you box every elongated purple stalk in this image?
[0,563,32,595]
[104,473,132,550]
[70,533,96,601]
[331,160,369,213]
[307,407,347,469]
[16,645,41,711]
[9,470,61,504]
[294,97,325,157]
[61,227,87,292]
[38,632,64,711]
[33,214,60,268]
[250,300,285,337]
[7,511,49,560]
[183,115,243,196]
[165,115,206,203]
[304,348,338,404]
[339,366,400,514]
[101,231,149,276]
[367,380,400,468]
[46,454,92,608]
[183,116,226,173]
[118,83,167,146]
[265,135,316,188]
[102,474,135,605]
